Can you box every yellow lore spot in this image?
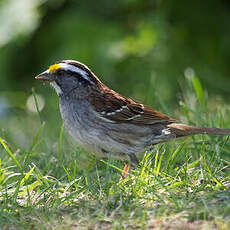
[48,64,61,73]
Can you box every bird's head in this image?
[35,60,100,96]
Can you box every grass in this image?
[0,76,230,229]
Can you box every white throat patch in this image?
[50,81,62,96]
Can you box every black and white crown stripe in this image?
[50,62,95,85]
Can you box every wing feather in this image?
[88,86,176,125]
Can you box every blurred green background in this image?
[0,0,230,149]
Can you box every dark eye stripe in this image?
[66,70,97,85]
[56,62,98,85]
[64,70,92,85]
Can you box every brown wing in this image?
[88,85,176,125]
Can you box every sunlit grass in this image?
[0,76,230,229]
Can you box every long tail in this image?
[167,123,230,138]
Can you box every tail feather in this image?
[167,123,230,138]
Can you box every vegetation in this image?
[0,0,230,229]
[1,76,230,229]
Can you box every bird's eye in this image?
[56,69,65,76]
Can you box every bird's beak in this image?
[35,71,54,82]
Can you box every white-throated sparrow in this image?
[35,60,230,164]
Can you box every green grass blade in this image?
[20,166,35,186]
[155,151,165,177]
[191,75,204,107]
[58,123,65,162]
[28,122,45,153]
[0,137,23,172]
[32,87,43,125]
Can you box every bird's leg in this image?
[121,164,130,178]
[120,154,139,179]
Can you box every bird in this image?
[35,60,230,165]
